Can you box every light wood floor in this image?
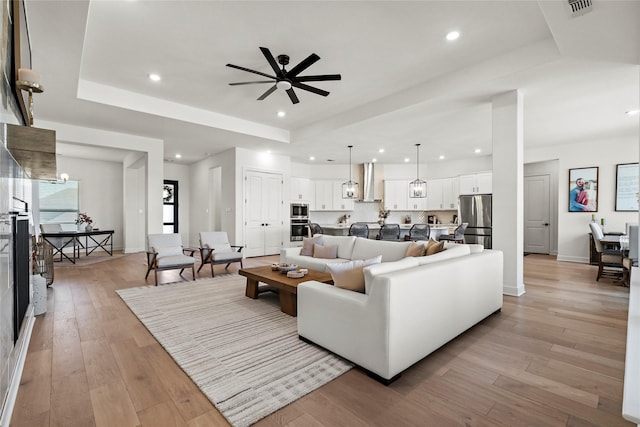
[10,253,633,426]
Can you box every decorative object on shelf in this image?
[15,68,44,126]
[568,166,598,212]
[403,215,412,224]
[227,46,341,105]
[342,145,359,199]
[409,143,427,198]
[338,214,351,224]
[75,212,93,231]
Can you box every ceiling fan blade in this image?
[226,63,276,80]
[229,81,274,86]
[292,82,329,97]
[257,84,278,101]
[259,47,285,78]
[295,74,342,82]
[286,53,320,78]
[286,88,300,104]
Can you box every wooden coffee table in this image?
[239,265,333,316]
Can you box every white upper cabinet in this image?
[427,177,459,210]
[332,181,355,211]
[459,172,492,195]
[290,177,314,208]
[383,180,426,211]
[312,180,354,211]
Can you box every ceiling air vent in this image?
[567,0,593,17]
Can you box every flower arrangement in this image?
[75,212,93,225]
[378,209,390,220]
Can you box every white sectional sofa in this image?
[289,234,504,383]
[280,234,482,272]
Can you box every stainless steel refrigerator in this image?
[458,194,492,249]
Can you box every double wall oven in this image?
[290,203,309,241]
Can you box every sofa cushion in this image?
[363,257,420,294]
[285,254,349,272]
[319,235,357,259]
[405,242,426,257]
[351,237,411,262]
[328,256,382,293]
[301,235,323,256]
[425,239,445,255]
[416,243,471,265]
[313,244,338,259]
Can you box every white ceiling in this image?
[25,1,640,166]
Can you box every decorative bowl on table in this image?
[277,263,298,273]
[287,270,305,279]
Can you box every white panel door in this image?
[244,170,283,257]
[524,174,550,254]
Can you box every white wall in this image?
[526,137,638,262]
[56,156,124,250]
[164,162,191,247]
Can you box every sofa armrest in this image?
[280,246,302,263]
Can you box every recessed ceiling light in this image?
[378,148,385,153]
[148,73,161,82]
[309,156,315,161]
[404,157,410,163]
[474,148,482,154]
[626,109,640,116]
[446,31,460,41]
[175,154,181,159]
[277,111,286,117]
[439,155,445,160]
[266,150,271,154]
[372,158,377,163]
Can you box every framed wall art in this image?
[615,163,639,212]
[569,167,598,212]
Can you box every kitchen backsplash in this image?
[309,202,457,225]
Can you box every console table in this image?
[41,229,114,264]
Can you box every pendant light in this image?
[342,145,359,199]
[409,143,427,198]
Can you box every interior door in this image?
[244,170,283,257]
[524,174,550,254]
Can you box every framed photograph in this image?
[615,163,639,212]
[569,167,598,212]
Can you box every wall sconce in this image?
[15,68,44,126]
[60,173,69,183]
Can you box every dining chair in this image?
[589,222,624,281]
[146,233,196,285]
[623,225,638,286]
[349,222,369,238]
[378,224,400,241]
[308,223,324,236]
[198,231,244,277]
[408,224,430,241]
[439,223,468,244]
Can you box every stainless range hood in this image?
[358,163,383,202]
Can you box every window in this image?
[163,180,179,233]
[39,180,79,224]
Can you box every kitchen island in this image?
[320,223,456,240]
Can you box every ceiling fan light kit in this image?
[227,47,341,104]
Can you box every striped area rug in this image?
[116,275,353,427]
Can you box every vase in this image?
[85,224,93,231]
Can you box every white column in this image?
[492,90,525,296]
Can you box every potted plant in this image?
[75,212,94,231]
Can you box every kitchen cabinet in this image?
[427,178,459,210]
[383,180,408,211]
[459,172,492,195]
[290,177,314,208]
[313,181,353,211]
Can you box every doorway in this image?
[243,170,283,257]
[524,174,551,254]
[163,180,179,233]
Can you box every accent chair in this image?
[198,231,244,277]
[146,233,196,285]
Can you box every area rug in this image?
[116,275,353,427]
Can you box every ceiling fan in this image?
[226,47,341,104]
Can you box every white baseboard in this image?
[503,284,526,297]
[0,306,35,427]
[124,247,145,254]
[557,255,589,263]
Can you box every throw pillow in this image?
[405,242,426,257]
[425,239,446,256]
[313,244,338,259]
[153,245,183,257]
[328,256,382,292]
[300,235,323,256]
